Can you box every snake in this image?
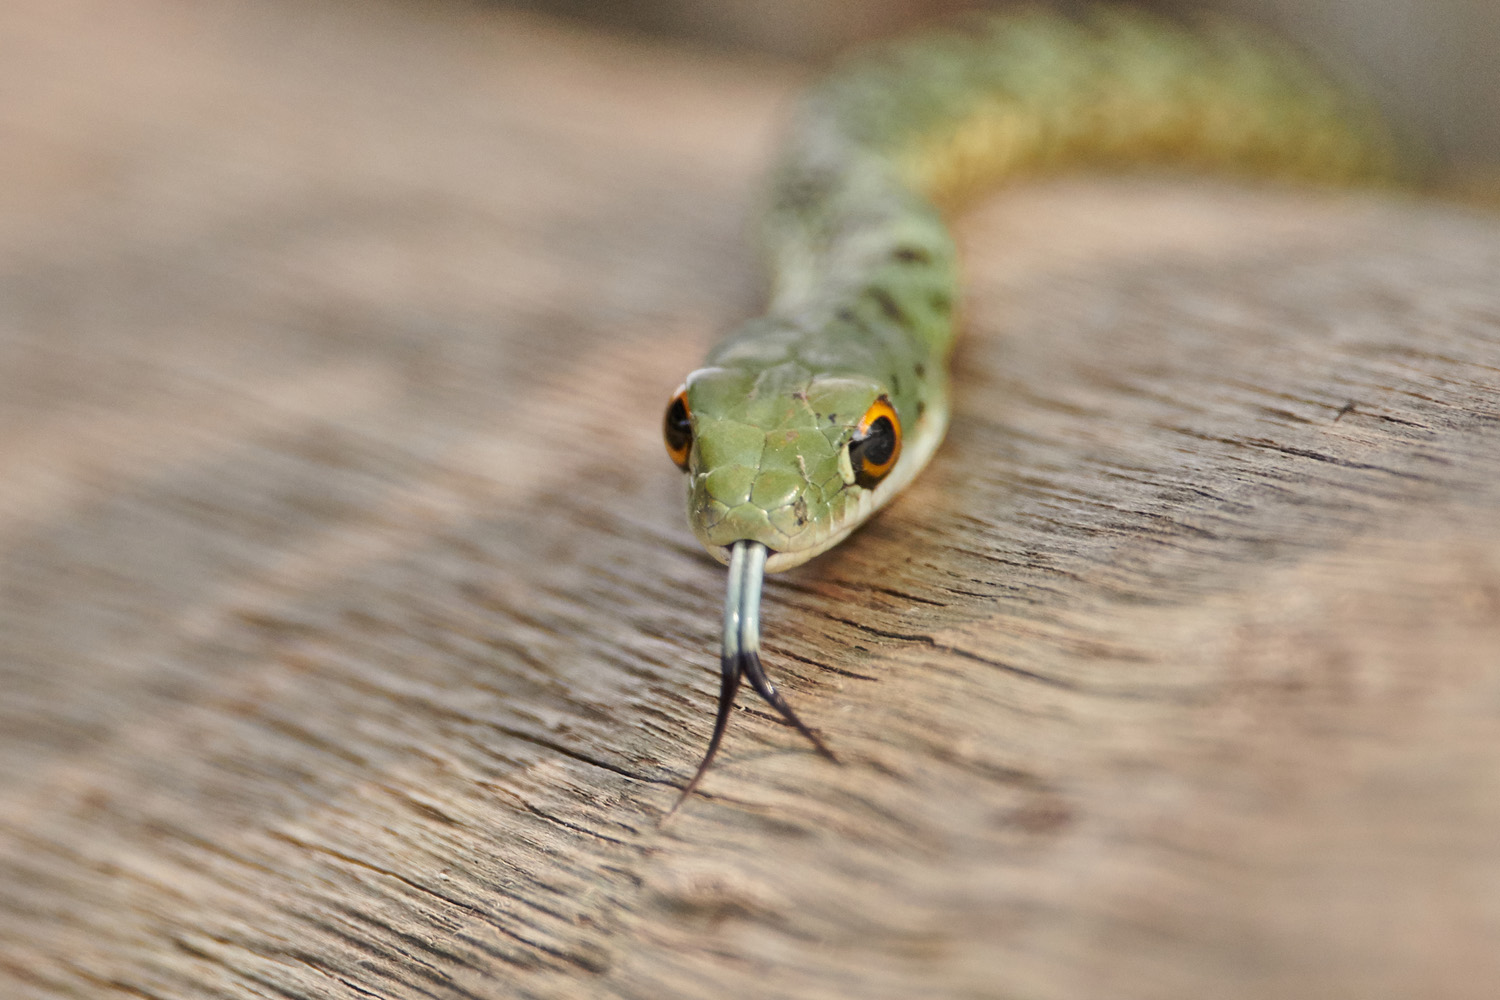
[661,9,1394,809]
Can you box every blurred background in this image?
[493,0,1500,181]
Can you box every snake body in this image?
[663,10,1393,808]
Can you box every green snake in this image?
[662,10,1393,808]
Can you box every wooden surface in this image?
[3,2,1500,998]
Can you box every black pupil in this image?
[665,397,692,451]
[853,415,895,467]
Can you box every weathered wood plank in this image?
[2,2,1499,999]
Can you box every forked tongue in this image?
[667,540,838,816]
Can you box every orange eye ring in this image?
[850,395,901,489]
[664,387,693,470]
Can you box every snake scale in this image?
[661,9,1394,809]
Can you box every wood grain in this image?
[2,2,1498,998]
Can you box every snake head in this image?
[668,363,909,572]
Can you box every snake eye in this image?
[850,395,901,489]
[664,387,693,470]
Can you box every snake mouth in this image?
[702,518,863,573]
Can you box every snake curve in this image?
[662,9,1394,811]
